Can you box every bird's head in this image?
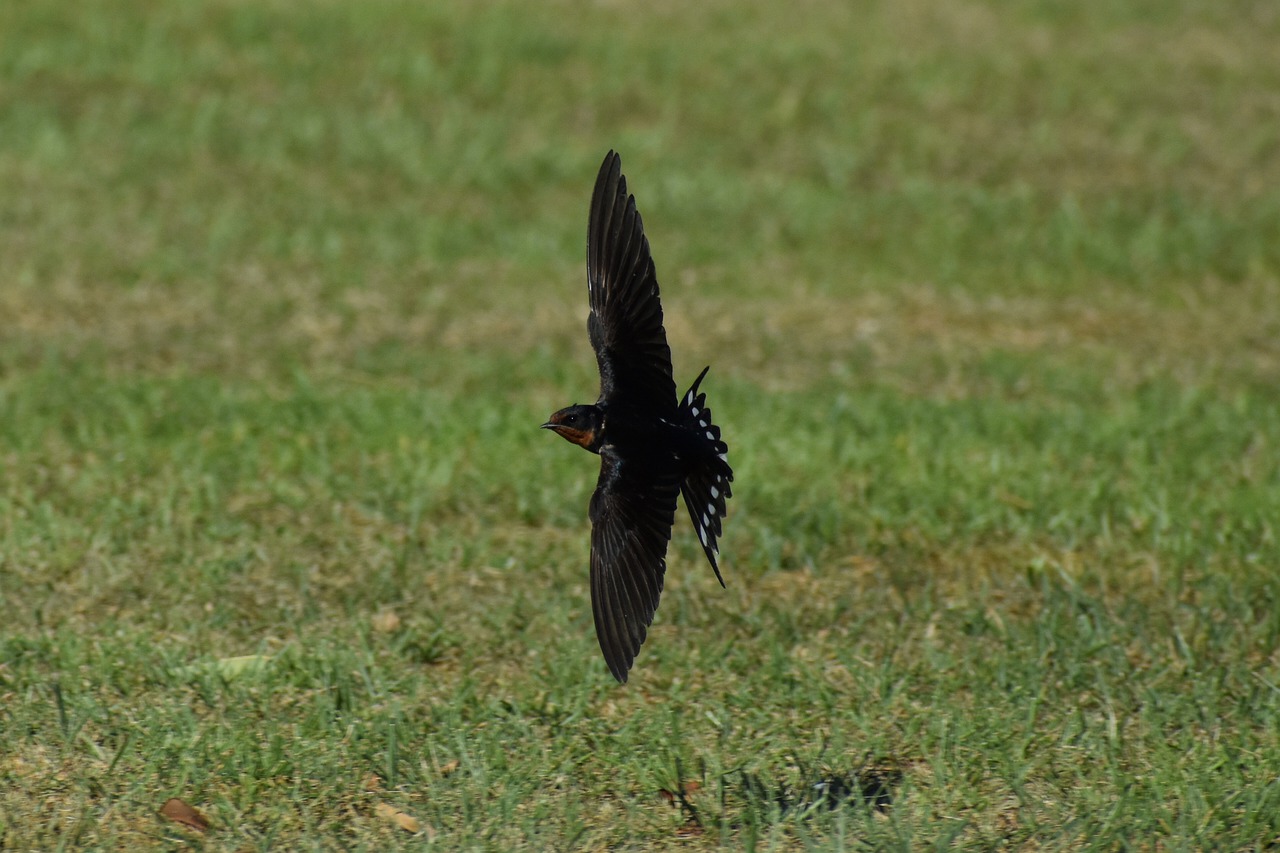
[542,405,604,453]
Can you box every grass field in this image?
[3,0,1279,848]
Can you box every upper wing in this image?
[587,151,676,411]
[588,447,680,682]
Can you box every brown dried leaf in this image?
[659,780,702,803]
[158,798,210,832]
[371,610,401,633]
[439,759,460,776]
[375,802,421,834]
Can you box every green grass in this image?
[2,0,1279,848]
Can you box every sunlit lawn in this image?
[2,0,1279,849]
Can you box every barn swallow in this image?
[543,151,734,682]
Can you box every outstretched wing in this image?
[588,447,680,682]
[587,151,676,412]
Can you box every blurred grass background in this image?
[2,0,1279,848]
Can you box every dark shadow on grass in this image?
[739,760,902,816]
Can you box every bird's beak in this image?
[540,422,555,430]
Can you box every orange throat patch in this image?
[551,425,596,449]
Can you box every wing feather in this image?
[589,447,680,682]
[586,151,676,411]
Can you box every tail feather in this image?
[679,367,734,585]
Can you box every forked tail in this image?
[679,366,734,585]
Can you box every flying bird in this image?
[542,151,734,682]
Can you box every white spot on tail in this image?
[698,526,708,546]
[710,485,719,498]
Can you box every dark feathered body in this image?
[543,151,734,683]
